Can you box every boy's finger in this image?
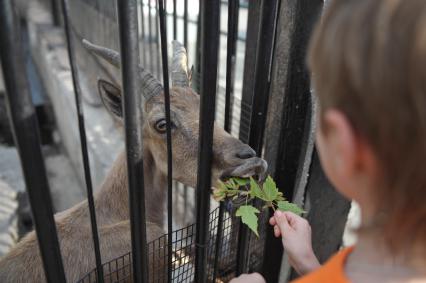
[273,225,281,237]
[269,216,277,226]
[274,211,292,233]
[283,211,308,229]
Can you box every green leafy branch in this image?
[213,176,305,237]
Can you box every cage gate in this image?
[0,0,352,282]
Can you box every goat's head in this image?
[83,39,267,188]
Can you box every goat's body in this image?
[0,152,165,283]
[0,217,163,282]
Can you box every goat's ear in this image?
[98,79,123,118]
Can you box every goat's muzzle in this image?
[220,157,268,182]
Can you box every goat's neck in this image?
[94,149,166,227]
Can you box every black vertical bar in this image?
[157,1,173,282]
[247,0,278,153]
[194,0,220,282]
[117,1,149,283]
[236,0,279,275]
[224,0,239,133]
[212,0,239,281]
[182,0,189,223]
[193,2,202,93]
[51,0,61,26]
[239,0,261,143]
[147,0,154,72]
[0,1,66,282]
[140,0,147,65]
[60,0,104,282]
[155,0,161,79]
[173,0,177,39]
[183,0,188,49]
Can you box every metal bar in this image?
[192,1,202,93]
[224,0,239,133]
[194,0,220,281]
[239,0,261,143]
[212,0,239,280]
[173,0,177,39]
[116,1,149,282]
[0,1,66,282]
[60,0,104,281]
[51,0,61,26]
[212,202,225,282]
[181,0,189,221]
[147,0,154,73]
[157,1,173,282]
[236,0,279,275]
[154,0,161,79]
[140,0,147,65]
[183,0,188,49]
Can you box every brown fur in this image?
[0,86,267,282]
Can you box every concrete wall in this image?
[26,1,122,189]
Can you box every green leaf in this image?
[229,179,241,189]
[276,195,286,201]
[217,181,228,190]
[213,188,226,201]
[249,177,265,200]
[236,205,260,237]
[232,177,250,186]
[276,201,305,215]
[262,175,279,201]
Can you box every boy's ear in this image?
[97,79,122,118]
[323,110,357,174]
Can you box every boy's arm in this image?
[269,211,321,275]
[231,211,320,282]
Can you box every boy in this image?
[232,0,426,282]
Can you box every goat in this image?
[0,40,267,282]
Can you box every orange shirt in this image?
[292,247,354,283]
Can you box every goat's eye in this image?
[154,119,168,133]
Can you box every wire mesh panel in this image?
[77,206,264,283]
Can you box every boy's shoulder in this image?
[292,247,353,283]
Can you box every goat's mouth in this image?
[219,157,268,182]
[214,157,267,211]
[213,157,268,211]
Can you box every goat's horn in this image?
[82,39,120,67]
[171,40,190,87]
[82,39,163,100]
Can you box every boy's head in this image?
[308,0,426,252]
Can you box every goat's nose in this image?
[236,147,256,159]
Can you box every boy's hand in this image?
[229,273,266,283]
[269,211,321,275]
